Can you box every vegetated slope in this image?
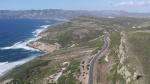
[39,16,149,47]
[96,27,150,84]
[126,28,150,84]
[1,16,150,84]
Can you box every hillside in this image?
[0,16,150,84]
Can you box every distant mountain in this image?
[0,9,150,19]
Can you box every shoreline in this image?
[0,56,36,77]
[26,25,50,52]
[26,25,61,52]
[0,19,65,78]
[0,25,50,51]
[0,24,51,77]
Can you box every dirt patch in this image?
[27,41,61,52]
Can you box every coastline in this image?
[0,25,50,51]
[26,25,61,52]
[0,19,64,77]
[0,56,36,77]
[0,24,51,77]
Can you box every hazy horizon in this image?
[1,0,150,13]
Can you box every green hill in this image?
[1,16,150,84]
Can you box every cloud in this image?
[115,0,150,7]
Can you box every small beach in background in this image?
[0,19,61,76]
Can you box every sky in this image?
[0,0,150,13]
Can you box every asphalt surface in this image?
[88,33,110,84]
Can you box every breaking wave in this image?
[0,25,50,51]
[0,56,35,76]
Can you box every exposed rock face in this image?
[27,42,61,52]
[117,32,133,83]
[117,32,144,84]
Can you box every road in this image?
[88,33,110,84]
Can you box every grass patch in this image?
[110,32,121,49]
[79,36,103,54]
[98,56,107,64]
[86,36,103,48]
[127,31,150,84]
[57,32,73,47]
[57,60,80,84]
[2,59,58,84]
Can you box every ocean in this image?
[0,19,61,76]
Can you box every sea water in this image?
[0,19,61,76]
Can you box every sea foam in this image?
[0,56,35,76]
[0,25,50,77]
[0,25,50,51]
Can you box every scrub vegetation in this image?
[1,16,150,84]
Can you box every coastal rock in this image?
[27,42,61,52]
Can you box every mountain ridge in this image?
[1,9,150,19]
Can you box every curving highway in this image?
[88,32,110,84]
